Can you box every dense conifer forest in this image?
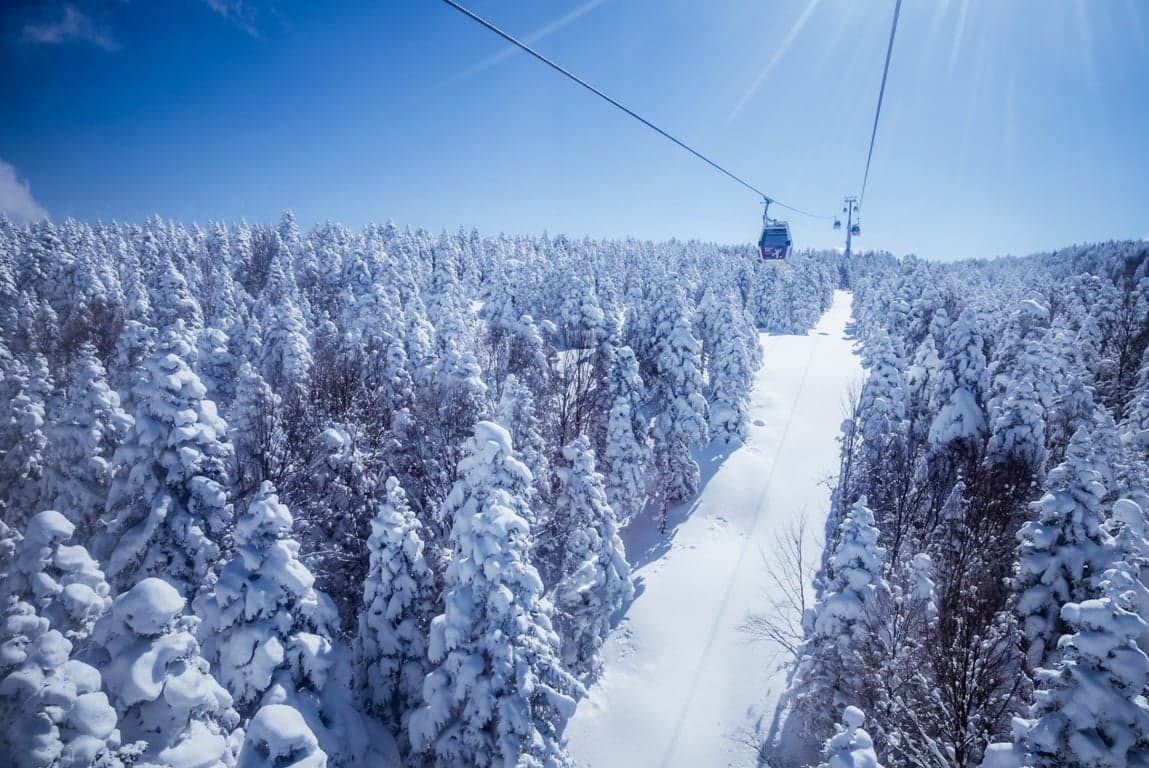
[1,213,1147,766]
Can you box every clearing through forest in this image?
[566,289,863,767]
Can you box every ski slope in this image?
[567,290,863,768]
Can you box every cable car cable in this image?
[858,0,902,207]
[437,0,834,220]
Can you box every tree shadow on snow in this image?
[620,439,740,572]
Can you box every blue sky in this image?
[1,0,1146,261]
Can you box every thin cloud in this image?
[0,159,49,225]
[21,4,120,51]
[202,0,262,38]
[728,0,820,122]
[456,0,608,81]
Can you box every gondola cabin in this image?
[759,221,791,260]
[758,199,791,260]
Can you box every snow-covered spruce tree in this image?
[196,326,238,409]
[548,436,634,679]
[41,345,131,536]
[601,344,650,526]
[409,421,584,767]
[928,307,989,463]
[194,482,338,718]
[495,373,551,505]
[854,328,912,556]
[649,294,708,518]
[98,331,234,598]
[258,290,313,399]
[1013,427,1112,670]
[356,476,436,751]
[819,706,884,768]
[89,577,238,767]
[1,353,51,531]
[230,361,284,496]
[906,332,941,447]
[1046,375,1097,468]
[236,704,327,768]
[0,622,127,768]
[1121,344,1149,460]
[2,510,112,645]
[986,375,1047,478]
[790,498,889,744]
[1020,596,1149,767]
[706,307,757,446]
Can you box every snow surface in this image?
[567,291,862,767]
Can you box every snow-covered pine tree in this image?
[89,578,238,767]
[549,436,634,678]
[1,353,51,531]
[98,332,234,597]
[0,622,126,768]
[790,498,889,744]
[1120,345,1149,460]
[649,293,709,515]
[194,482,338,718]
[986,375,1047,477]
[1021,596,1149,767]
[1014,427,1113,669]
[818,706,883,768]
[356,476,436,751]
[601,344,650,525]
[41,345,131,536]
[928,307,989,459]
[236,704,327,768]
[2,510,111,645]
[906,332,941,447]
[409,421,583,767]
[495,373,551,505]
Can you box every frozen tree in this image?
[495,374,550,504]
[548,437,634,678]
[89,578,238,767]
[986,375,1047,476]
[1121,345,1149,459]
[906,333,941,445]
[818,706,883,768]
[1047,375,1097,466]
[258,292,312,398]
[1021,597,1149,767]
[149,260,204,339]
[356,476,436,748]
[2,510,112,645]
[928,308,989,455]
[0,623,126,768]
[791,498,889,743]
[229,362,283,494]
[98,333,234,597]
[1014,428,1113,669]
[195,482,338,718]
[236,704,327,768]
[601,345,650,525]
[409,422,583,768]
[41,346,131,535]
[196,327,238,408]
[1,354,50,530]
[650,297,709,512]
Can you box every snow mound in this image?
[238,704,328,768]
[115,577,186,636]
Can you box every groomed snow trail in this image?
[566,290,862,768]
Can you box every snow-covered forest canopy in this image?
[0,213,836,766]
[775,241,1149,767]
[2,213,1148,767]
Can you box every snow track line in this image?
[656,330,823,768]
